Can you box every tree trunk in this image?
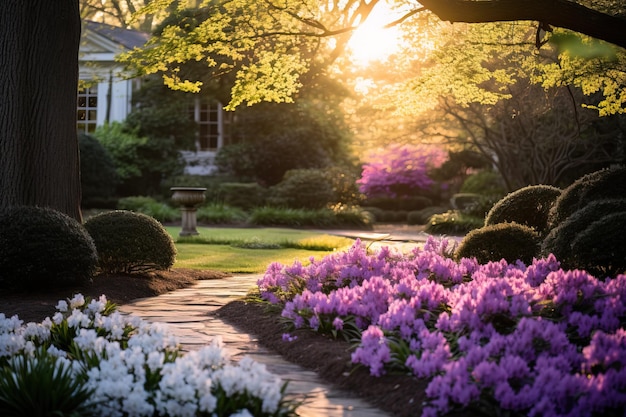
[0,1,82,221]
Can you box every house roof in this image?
[82,20,150,50]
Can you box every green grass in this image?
[165,227,354,273]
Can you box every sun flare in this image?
[347,2,404,66]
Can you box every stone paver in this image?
[120,275,390,417]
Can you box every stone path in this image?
[119,228,453,416]
[120,275,390,417]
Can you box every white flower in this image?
[69,294,85,309]
[0,333,26,357]
[66,309,90,328]
[0,313,23,333]
[55,300,69,312]
[230,410,254,417]
[52,312,64,325]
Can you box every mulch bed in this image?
[215,300,430,417]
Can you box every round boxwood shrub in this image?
[84,210,176,274]
[0,206,97,290]
[542,199,626,272]
[485,185,561,236]
[460,170,506,196]
[570,211,626,278]
[455,222,541,265]
[549,167,626,228]
[267,169,335,209]
[407,206,448,225]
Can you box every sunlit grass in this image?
[166,227,354,273]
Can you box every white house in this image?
[78,20,230,174]
[78,20,148,133]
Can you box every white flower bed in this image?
[0,294,296,417]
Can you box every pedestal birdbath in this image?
[170,187,207,236]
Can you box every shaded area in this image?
[216,300,429,417]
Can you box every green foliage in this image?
[248,206,371,228]
[549,166,626,227]
[0,206,97,290]
[217,100,352,185]
[407,206,448,225]
[268,169,335,209]
[569,212,626,277]
[93,123,184,196]
[0,353,95,417]
[360,206,385,223]
[197,203,248,225]
[425,210,484,235]
[214,143,257,181]
[217,182,266,210]
[84,211,177,274]
[78,132,118,209]
[450,193,482,210]
[542,199,626,273]
[117,196,179,223]
[124,77,197,150]
[363,196,433,211]
[460,170,506,196]
[455,223,541,265]
[485,185,562,235]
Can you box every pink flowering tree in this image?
[357,144,447,199]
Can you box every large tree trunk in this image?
[0,1,82,221]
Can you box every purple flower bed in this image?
[257,238,626,417]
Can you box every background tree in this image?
[0,1,82,221]
[357,144,447,199]
[80,0,168,31]
[124,0,626,114]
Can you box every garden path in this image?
[119,226,446,417]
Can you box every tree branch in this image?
[416,0,626,49]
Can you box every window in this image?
[190,100,232,151]
[77,85,98,133]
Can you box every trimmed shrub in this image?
[549,167,626,228]
[569,212,626,278]
[541,199,626,272]
[450,193,482,210]
[197,203,248,225]
[84,211,176,274]
[407,206,448,225]
[0,206,97,289]
[460,170,506,196]
[117,196,179,223]
[455,222,541,265]
[425,210,484,235]
[267,169,335,209]
[248,206,371,228]
[79,133,118,209]
[360,206,385,223]
[485,185,561,235]
[363,196,433,211]
[217,183,266,210]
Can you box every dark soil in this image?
[0,269,228,324]
[215,300,430,417]
[0,268,438,417]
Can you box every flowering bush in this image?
[0,294,297,417]
[357,144,447,199]
[258,239,626,417]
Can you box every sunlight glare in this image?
[347,2,404,66]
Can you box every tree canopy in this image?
[122,0,626,114]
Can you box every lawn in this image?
[165,226,355,273]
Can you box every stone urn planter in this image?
[170,187,207,236]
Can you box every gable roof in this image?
[82,20,150,50]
